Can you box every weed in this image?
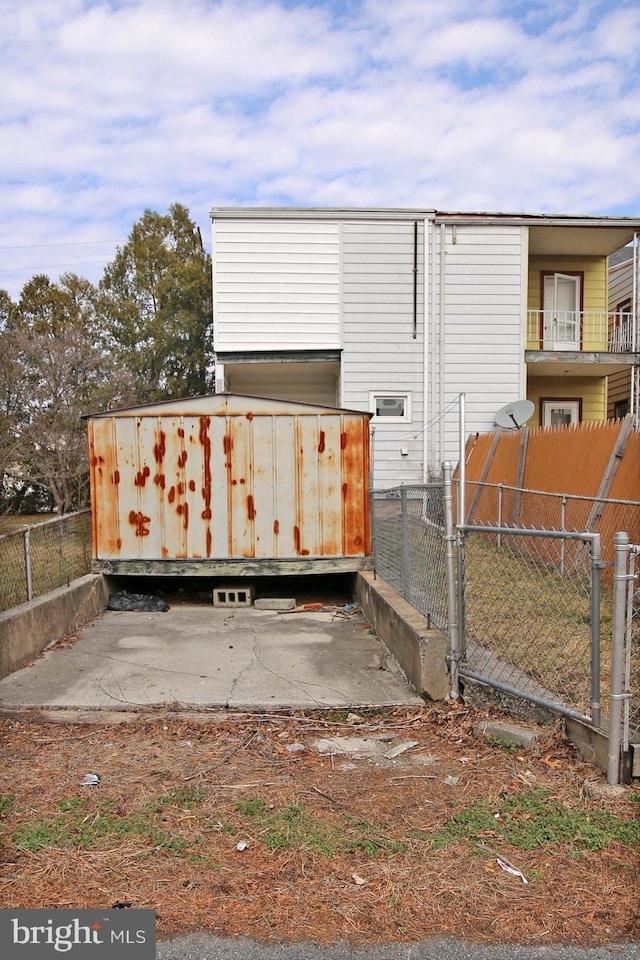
[0,794,15,815]
[432,788,640,853]
[12,788,207,858]
[484,735,521,754]
[236,796,406,857]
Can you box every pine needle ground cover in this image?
[0,705,638,948]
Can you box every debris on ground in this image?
[0,704,638,948]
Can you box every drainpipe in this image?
[423,218,430,482]
[439,224,446,468]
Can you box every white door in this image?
[543,273,580,350]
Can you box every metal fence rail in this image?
[0,511,92,613]
[464,480,640,566]
[371,485,448,629]
[609,534,640,780]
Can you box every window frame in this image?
[540,397,582,427]
[369,391,412,423]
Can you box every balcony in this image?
[526,310,640,377]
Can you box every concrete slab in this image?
[0,605,423,712]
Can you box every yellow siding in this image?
[526,376,607,425]
[527,256,607,350]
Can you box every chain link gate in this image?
[455,522,604,726]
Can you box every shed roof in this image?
[85,393,372,420]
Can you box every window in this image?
[541,398,581,427]
[615,399,629,418]
[369,392,412,423]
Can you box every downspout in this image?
[413,220,418,340]
[423,218,430,482]
[633,232,639,419]
[439,223,446,470]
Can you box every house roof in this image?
[209,207,640,257]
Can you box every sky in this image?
[2,0,640,299]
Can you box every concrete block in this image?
[473,719,541,749]
[213,585,254,608]
[254,598,296,611]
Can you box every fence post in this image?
[23,527,33,602]
[560,495,567,576]
[589,533,601,728]
[443,463,460,699]
[401,486,409,600]
[608,531,629,785]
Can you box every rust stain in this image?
[200,416,212,526]
[178,450,188,468]
[168,486,176,504]
[135,465,151,487]
[247,495,256,520]
[178,482,185,496]
[154,473,166,489]
[294,525,301,553]
[318,431,325,453]
[223,433,232,455]
[177,427,185,438]
[188,479,196,492]
[246,412,254,421]
[116,538,122,550]
[340,432,347,449]
[128,510,150,537]
[300,549,310,556]
[232,479,237,486]
[153,430,166,464]
[113,470,120,485]
[273,519,280,535]
[206,528,212,557]
[183,502,189,531]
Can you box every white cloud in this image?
[0,0,639,298]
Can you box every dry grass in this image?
[0,704,638,948]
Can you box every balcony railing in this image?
[526,310,637,352]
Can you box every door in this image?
[543,273,580,350]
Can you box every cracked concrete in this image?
[0,605,424,712]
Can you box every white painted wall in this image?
[340,219,426,488]
[429,223,527,471]
[212,218,341,350]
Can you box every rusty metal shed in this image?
[87,394,372,577]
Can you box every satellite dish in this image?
[494,399,535,430]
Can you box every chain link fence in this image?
[0,511,92,613]
[464,480,640,569]
[371,485,448,629]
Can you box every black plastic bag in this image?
[107,590,170,613]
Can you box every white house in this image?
[210,208,640,487]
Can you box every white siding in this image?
[432,224,527,469]
[213,219,341,350]
[340,220,426,487]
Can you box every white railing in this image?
[526,310,636,351]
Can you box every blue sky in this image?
[1,0,640,298]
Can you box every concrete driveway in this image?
[0,605,423,712]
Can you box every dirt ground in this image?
[0,703,638,949]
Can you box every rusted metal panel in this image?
[87,395,371,565]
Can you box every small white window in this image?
[369,392,412,423]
